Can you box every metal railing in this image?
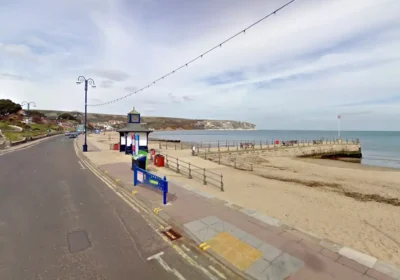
[200,149,254,171]
[161,153,224,192]
[153,138,360,151]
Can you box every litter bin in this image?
[154,154,165,167]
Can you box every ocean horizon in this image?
[151,129,400,169]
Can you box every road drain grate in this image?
[162,228,182,241]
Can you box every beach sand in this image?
[205,150,400,266]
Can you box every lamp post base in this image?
[83,144,88,152]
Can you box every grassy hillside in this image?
[33,110,256,130]
[0,120,61,141]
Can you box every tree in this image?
[58,113,77,121]
[0,99,22,116]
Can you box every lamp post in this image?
[21,101,36,140]
[76,76,96,152]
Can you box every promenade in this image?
[79,132,400,280]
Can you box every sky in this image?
[0,0,399,130]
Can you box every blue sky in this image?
[0,0,399,130]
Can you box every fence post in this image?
[203,168,207,185]
[133,164,137,186]
[260,140,262,149]
[227,143,230,151]
[176,158,180,173]
[174,144,177,150]
[234,160,237,169]
[218,141,220,151]
[218,151,221,165]
[204,150,207,159]
[163,176,168,205]
[200,141,203,148]
[166,155,169,168]
[220,174,224,192]
[188,163,192,179]
[225,140,228,148]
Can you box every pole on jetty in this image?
[337,115,341,138]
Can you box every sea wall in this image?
[201,143,362,158]
[201,143,362,171]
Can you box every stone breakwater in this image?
[199,142,362,158]
[198,142,362,171]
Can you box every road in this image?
[0,136,232,280]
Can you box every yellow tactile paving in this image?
[206,232,263,271]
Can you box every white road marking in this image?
[154,255,186,280]
[209,265,227,279]
[147,251,164,260]
[78,161,86,169]
[181,244,190,252]
[115,192,140,212]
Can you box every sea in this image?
[151,130,400,169]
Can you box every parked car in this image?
[64,131,71,136]
[69,132,78,138]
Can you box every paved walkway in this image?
[80,135,400,280]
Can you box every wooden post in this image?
[218,151,221,165]
[166,155,169,168]
[176,158,180,173]
[225,140,228,148]
[204,150,207,159]
[220,175,224,192]
[260,140,262,149]
[174,144,177,150]
[203,168,207,185]
[218,141,220,151]
[234,160,237,169]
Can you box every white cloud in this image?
[1,0,400,130]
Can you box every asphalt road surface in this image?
[0,136,234,280]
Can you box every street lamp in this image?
[76,76,96,152]
[21,101,36,140]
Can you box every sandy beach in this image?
[202,149,400,266]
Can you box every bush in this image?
[0,99,22,116]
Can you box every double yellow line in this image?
[199,242,211,251]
